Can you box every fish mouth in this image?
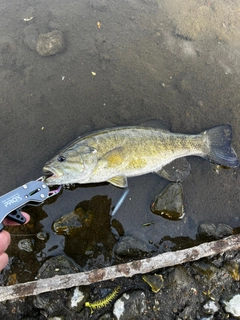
[43,169,54,177]
[43,166,60,184]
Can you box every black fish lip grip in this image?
[0,177,62,231]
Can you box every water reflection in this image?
[53,195,118,268]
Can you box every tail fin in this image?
[204,125,239,168]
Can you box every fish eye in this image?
[57,155,66,162]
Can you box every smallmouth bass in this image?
[43,123,239,187]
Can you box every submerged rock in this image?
[37,255,80,279]
[114,236,149,259]
[36,231,49,241]
[215,223,233,239]
[18,239,35,252]
[158,157,191,182]
[36,30,65,56]
[198,223,233,240]
[53,207,85,235]
[151,182,184,220]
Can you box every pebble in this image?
[202,300,220,315]
[36,30,65,56]
[36,231,48,241]
[113,290,147,320]
[17,239,34,252]
[223,294,240,317]
[69,287,88,312]
[151,182,184,220]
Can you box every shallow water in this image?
[1,0,240,282]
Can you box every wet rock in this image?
[168,265,192,290]
[68,286,89,312]
[99,313,113,320]
[48,317,65,320]
[158,157,191,182]
[18,239,35,252]
[191,260,220,281]
[36,30,65,56]
[178,305,194,319]
[113,290,147,320]
[202,300,220,315]
[36,231,49,241]
[142,273,164,293]
[0,298,34,320]
[198,223,216,240]
[198,223,233,240]
[53,207,86,235]
[114,236,149,259]
[34,256,88,317]
[191,260,233,302]
[223,261,240,281]
[222,294,240,317]
[151,182,184,220]
[34,291,68,315]
[215,223,233,238]
[37,255,80,279]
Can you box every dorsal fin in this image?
[139,119,170,132]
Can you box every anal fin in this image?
[108,175,128,188]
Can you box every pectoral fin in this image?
[108,175,128,188]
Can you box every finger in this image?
[3,212,30,226]
[0,230,11,254]
[0,253,9,271]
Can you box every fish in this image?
[43,123,239,188]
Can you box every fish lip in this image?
[43,169,54,177]
[43,166,58,180]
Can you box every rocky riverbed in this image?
[1,232,240,320]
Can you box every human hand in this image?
[0,212,30,271]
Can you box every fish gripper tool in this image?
[0,177,61,231]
